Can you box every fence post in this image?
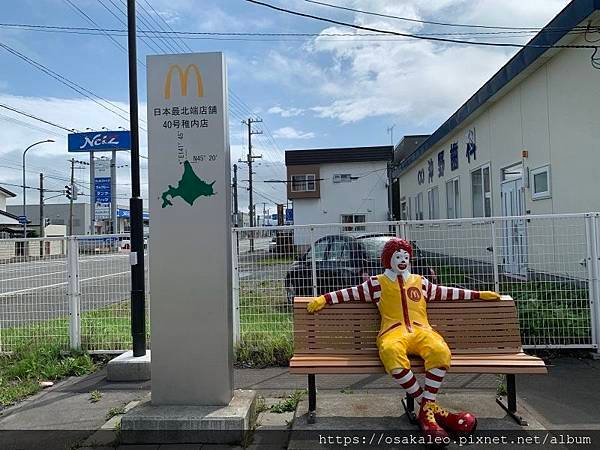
[587,214,600,354]
[310,227,317,296]
[67,236,81,351]
[490,220,500,293]
[231,229,240,346]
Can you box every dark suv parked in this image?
[284,233,436,303]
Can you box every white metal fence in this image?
[233,213,600,352]
[1,213,599,355]
[0,234,148,353]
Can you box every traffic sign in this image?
[17,215,27,224]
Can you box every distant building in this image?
[8,203,91,236]
[285,145,393,244]
[0,186,24,235]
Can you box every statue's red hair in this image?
[381,238,413,269]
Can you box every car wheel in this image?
[286,284,296,304]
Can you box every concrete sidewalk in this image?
[0,357,597,449]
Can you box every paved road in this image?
[0,237,274,329]
[0,252,142,328]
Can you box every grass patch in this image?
[270,390,305,413]
[237,279,293,367]
[106,404,127,421]
[257,256,295,267]
[89,390,102,403]
[0,343,95,407]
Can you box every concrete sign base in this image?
[120,390,257,445]
[106,350,151,382]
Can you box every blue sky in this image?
[0,0,570,210]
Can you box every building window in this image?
[341,214,366,231]
[446,177,461,219]
[415,192,424,221]
[531,165,551,200]
[333,173,352,183]
[400,198,408,220]
[427,187,439,219]
[291,174,316,192]
[471,164,491,217]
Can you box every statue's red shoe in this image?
[417,401,450,444]
[432,403,477,437]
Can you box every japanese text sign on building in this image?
[147,53,232,406]
[450,142,459,171]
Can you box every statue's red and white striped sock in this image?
[423,368,446,403]
[391,368,423,403]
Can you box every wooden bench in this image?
[290,296,547,425]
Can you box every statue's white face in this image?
[391,249,411,274]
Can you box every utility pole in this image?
[127,0,146,357]
[243,117,262,252]
[232,163,239,226]
[39,173,44,257]
[387,124,395,146]
[68,158,75,236]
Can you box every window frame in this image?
[530,165,551,200]
[290,173,316,192]
[415,192,424,221]
[446,177,461,219]
[427,186,440,220]
[341,213,367,231]
[470,163,492,218]
[333,173,352,183]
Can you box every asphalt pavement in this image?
[0,252,139,328]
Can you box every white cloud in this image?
[268,106,305,117]
[260,0,571,125]
[272,126,315,140]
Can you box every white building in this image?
[393,1,600,221]
[391,1,600,278]
[286,145,392,244]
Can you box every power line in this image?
[303,0,587,31]
[244,0,600,49]
[0,42,142,128]
[0,103,75,132]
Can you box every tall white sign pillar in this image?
[147,52,232,405]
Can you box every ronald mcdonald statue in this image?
[307,238,501,440]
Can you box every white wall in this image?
[396,32,599,279]
[293,160,389,244]
[397,33,600,220]
[0,194,9,212]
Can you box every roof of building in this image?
[0,186,17,198]
[286,145,393,166]
[393,135,430,165]
[397,0,600,175]
[0,209,22,225]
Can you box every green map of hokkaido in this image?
[161,160,216,208]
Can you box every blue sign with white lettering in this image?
[17,215,27,224]
[68,131,131,152]
[285,208,293,222]
[117,208,150,221]
[95,177,111,203]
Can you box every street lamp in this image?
[22,139,54,238]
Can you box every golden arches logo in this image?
[164,64,204,99]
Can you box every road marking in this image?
[0,270,66,282]
[0,270,131,297]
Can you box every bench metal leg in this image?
[496,374,528,426]
[308,374,316,424]
[401,392,418,425]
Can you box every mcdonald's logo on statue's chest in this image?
[164,64,204,99]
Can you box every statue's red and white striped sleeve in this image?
[421,277,480,301]
[324,276,381,304]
